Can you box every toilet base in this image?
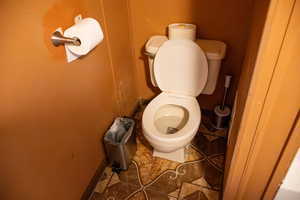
[153,147,185,163]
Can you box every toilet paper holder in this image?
[51,30,81,47]
[51,14,83,47]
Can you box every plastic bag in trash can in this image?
[104,117,136,172]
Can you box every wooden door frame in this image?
[223,0,298,199]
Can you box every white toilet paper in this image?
[168,23,197,41]
[64,18,104,63]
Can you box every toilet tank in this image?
[196,39,226,94]
[145,36,226,95]
[145,36,168,86]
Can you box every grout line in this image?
[124,161,145,200]
[104,171,115,193]
[179,181,220,200]
[206,159,224,173]
[132,160,145,188]
[177,181,184,200]
[144,158,206,189]
[143,189,149,200]
[124,188,143,200]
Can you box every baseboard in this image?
[80,160,107,200]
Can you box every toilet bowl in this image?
[142,92,201,162]
[142,39,208,162]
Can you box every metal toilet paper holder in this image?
[50,14,83,47]
[51,31,81,46]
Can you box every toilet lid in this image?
[154,39,208,97]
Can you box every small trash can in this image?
[104,117,136,172]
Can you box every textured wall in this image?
[128,0,254,109]
[0,0,137,199]
[101,0,138,116]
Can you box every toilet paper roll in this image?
[168,23,197,41]
[64,18,103,62]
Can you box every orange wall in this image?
[128,0,254,109]
[0,0,137,199]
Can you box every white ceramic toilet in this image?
[142,35,226,163]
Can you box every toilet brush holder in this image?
[213,105,231,130]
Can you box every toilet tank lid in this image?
[145,35,168,54]
[196,39,226,60]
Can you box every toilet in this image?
[143,36,226,163]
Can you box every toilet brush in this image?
[221,75,232,110]
[213,75,232,129]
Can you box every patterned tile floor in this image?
[89,107,227,200]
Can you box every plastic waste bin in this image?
[104,117,136,172]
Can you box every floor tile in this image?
[146,160,208,195]
[192,177,212,189]
[146,171,180,194]
[177,160,207,184]
[89,107,226,200]
[193,134,226,156]
[129,191,146,200]
[145,189,172,200]
[186,146,204,161]
[179,182,219,200]
[89,192,104,200]
[182,191,208,200]
[94,167,113,193]
[168,188,180,198]
[118,163,141,186]
[203,162,223,190]
[209,155,224,170]
[108,173,121,187]
[133,132,181,185]
[102,182,140,200]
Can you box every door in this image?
[224,0,300,199]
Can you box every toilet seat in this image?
[154,39,208,97]
[142,92,201,151]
